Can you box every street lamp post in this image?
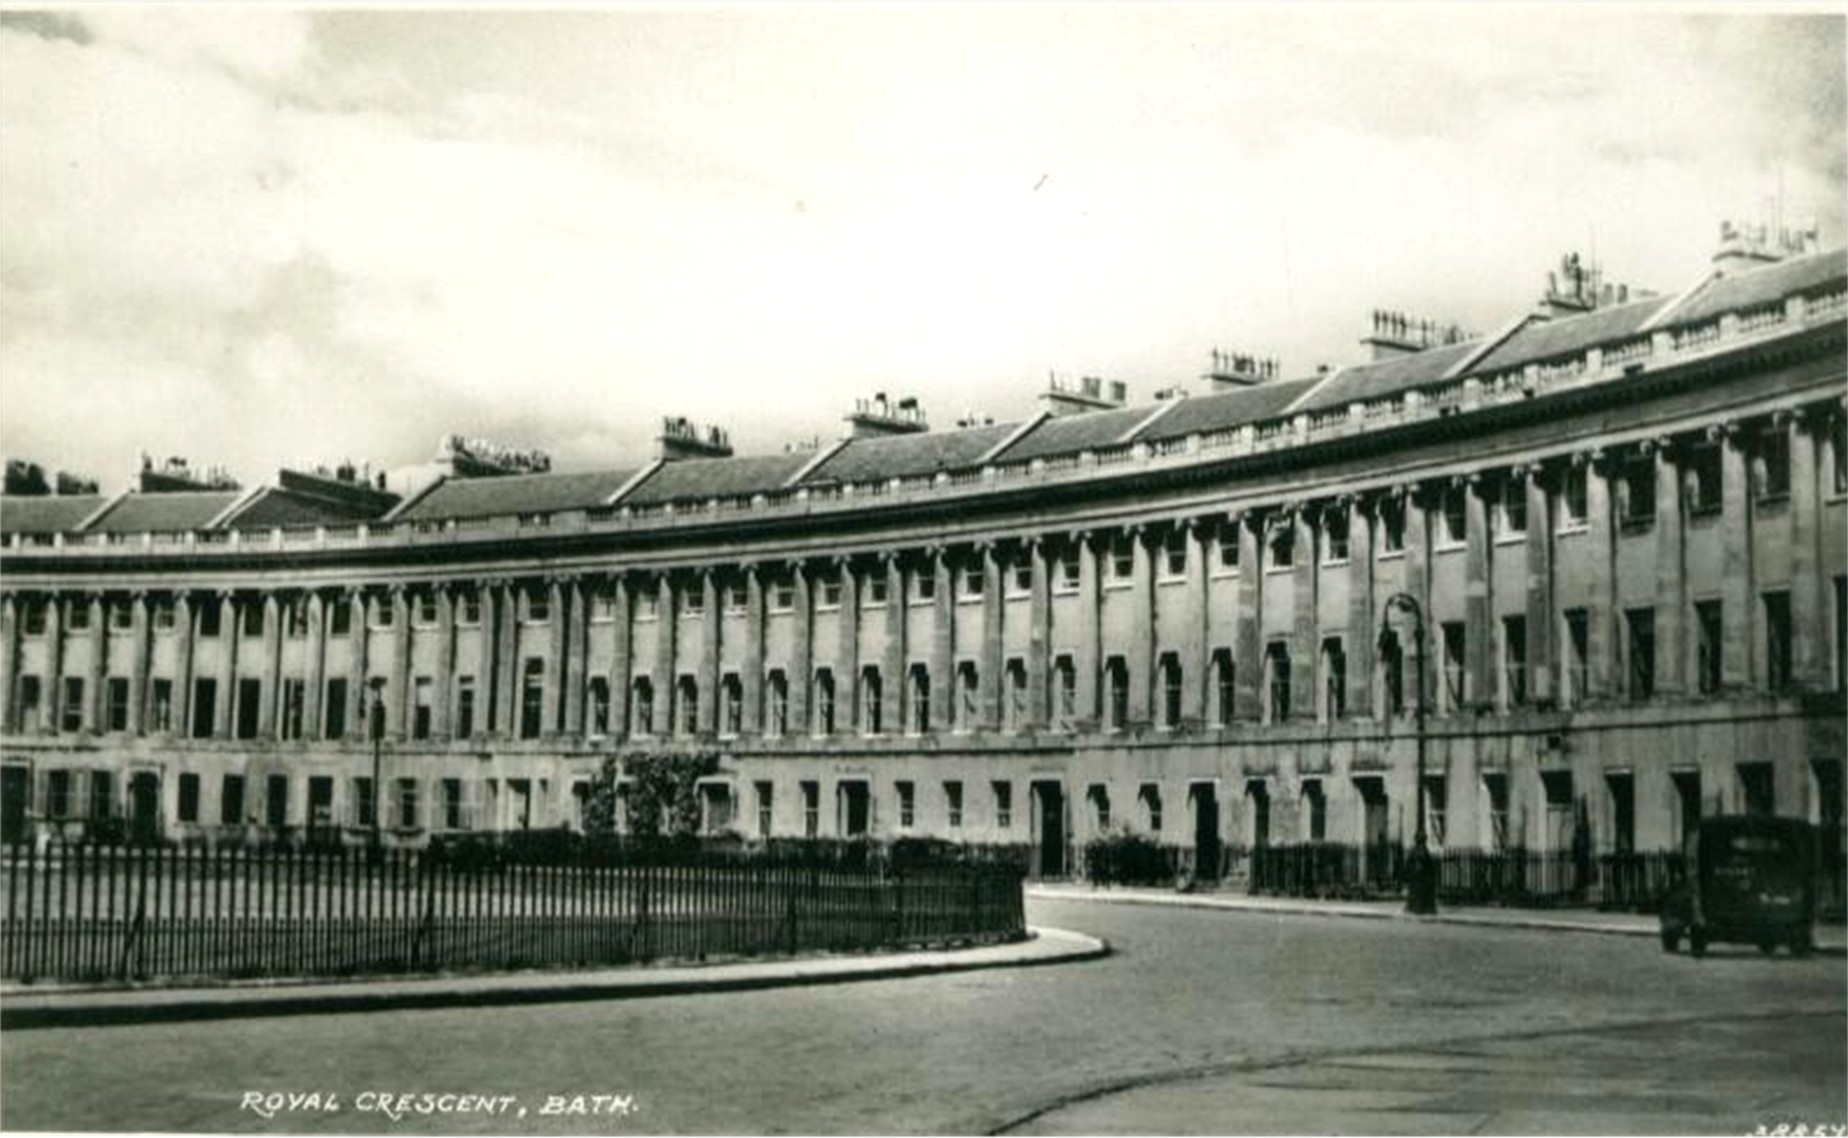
[1380,592,1438,915]
[368,675,387,857]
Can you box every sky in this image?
[1,5,1843,491]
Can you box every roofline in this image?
[1119,397,1185,444]
[1638,271,1718,334]
[1441,314,1539,381]
[1282,368,1347,415]
[382,474,447,523]
[74,491,129,534]
[785,439,851,487]
[209,484,270,530]
[605,459,665,506]
[978,410,1051,466]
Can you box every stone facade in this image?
[2,246,1844,878]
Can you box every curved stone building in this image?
[2,237,1844,887]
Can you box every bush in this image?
[1084,830,1181,887]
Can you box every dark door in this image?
[129,772,161,845]
[839,781,869,837]
[1,766,29,845]
[1033,781,1066,879]
[308,776,335,845]
[1191,783,1221,881]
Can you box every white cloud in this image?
[1,8,1841,490]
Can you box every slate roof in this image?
[225,487,390,530]
[621,453,814,506]
[0,495,107,535]
[86,492,242,533]
[1469,295,1671,374]
[1663,248,1847,328]
[393,469,641,522]
[1292,340,1483,413]
[802,423,1020,485]
[992,405,1156,463]
[1137,378,1323,441]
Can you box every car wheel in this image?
[1758,940,1777,955]
[1790,931,1813,958]
[1660,927,1679,954]
[1690,929,1708,958]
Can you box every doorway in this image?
[129,771,161,845]
[1189,782,1221,882]
[1,765,28,845]
[1031,781,1066,879]
[837,780,870,837]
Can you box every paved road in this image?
[3,898,1841,1135]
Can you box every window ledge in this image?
[1555,524,1589,537]
[1320,557,1351,568]
[1377,550,1406,561]
[1263,565,1295,575]
[1493,533,1528,547]
[1156,577,1188,587]
[1432,541,1466,554]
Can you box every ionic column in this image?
[1188,518,1211,723]
[43,593,63,735]
[173,593,194,738]
[561,576,583,738]
[743,565,765,734]
[390,586,411,740]
[1077,533,1102,722]
[610,575,634,738]
[216,592,239,738]
[304,591,327,738]
[980,543,1006,728]
[925,549,951,732]
[258,591,281,738]
[547,577,568,737]
[432,584,453,737]
[1025,541,1050,729]
[1525,469,1556,705]
[654,573,678,735]
[494,581,518,737]
[1404,488,1433,712]
[836,559,859,731]
[1290,507,1317,721]
[786,563,811,736]
[882,555,904,732]
[1650,441,1686,697]
[345,589,368,740]
[1788,409,1825,688]
[1463,474,1491,709]
[1127,525,1154,724]
[1583,450,1616,703]
[127,591,150,734]
[83,593,103,732]
[1233,513,1264,720]
[1717,423,1752,690]
[0,594,16,734]
[699,569,721,735]
[1348,498,1375,716]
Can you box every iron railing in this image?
[0,839,1026,985]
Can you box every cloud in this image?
[0,8,1842,492]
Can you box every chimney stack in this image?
[1712,218,1819,277]
[845,393,929,439]
[657,416,734,461]
[1040,374,1129,417]
[1204,349,1280,389]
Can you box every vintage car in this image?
[1660,816,1817,957]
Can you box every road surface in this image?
[3,897,1841,1134]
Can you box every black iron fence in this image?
[1252,844,1695,909]
[0,839,1026,985]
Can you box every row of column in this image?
[1,406,1837,744]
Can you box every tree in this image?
[584,750,720,839]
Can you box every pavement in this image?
[1026,880,1848,951]
[0,926,1108,1030]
